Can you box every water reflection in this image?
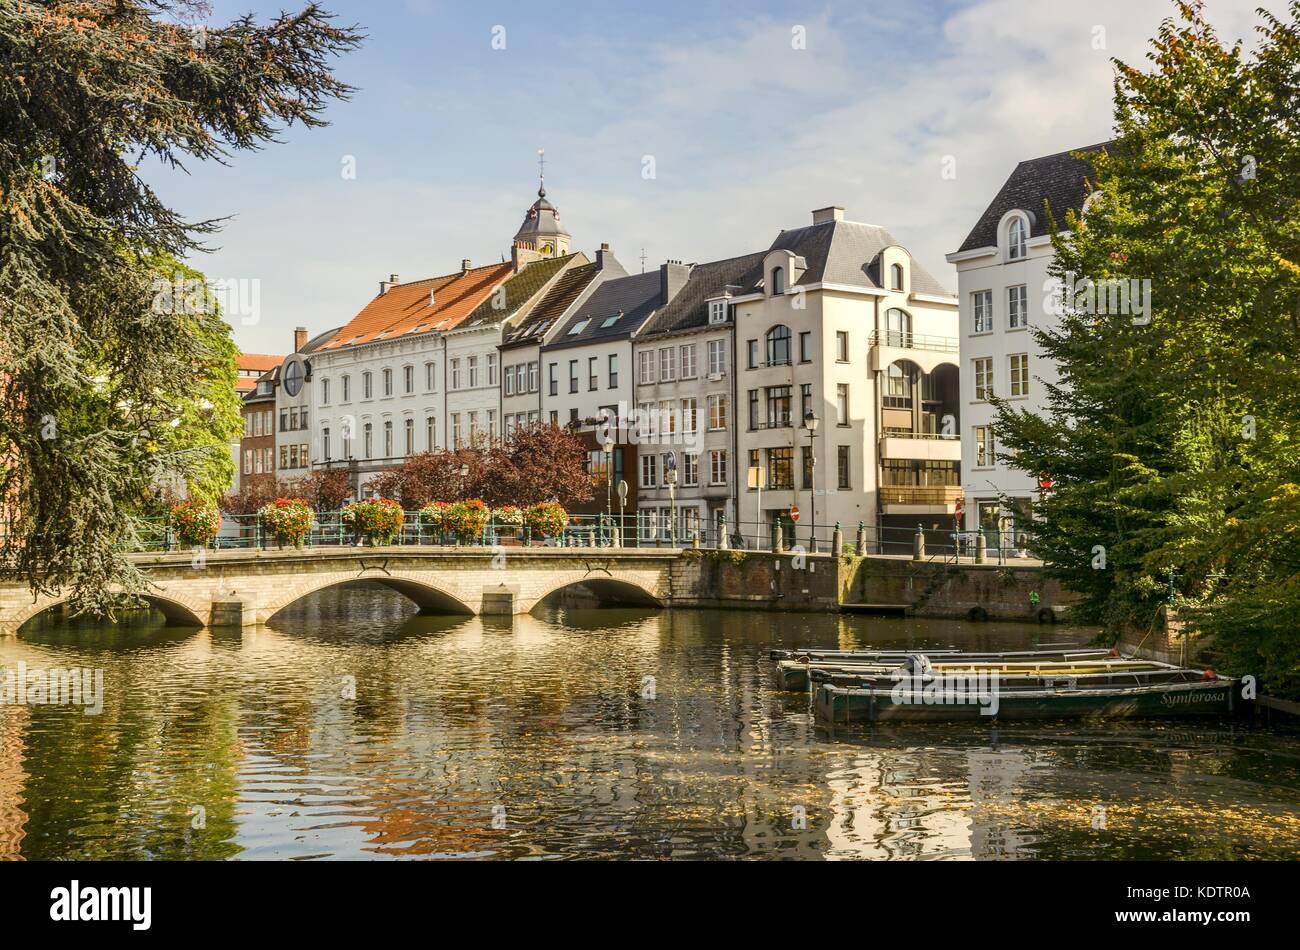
[0,585,1296,860]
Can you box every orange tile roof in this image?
[319,263,515,352]
[237,353,283,372]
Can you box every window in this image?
[283,445,292,470]
[636,402,655,440]
[468,411,478,439]
[885,308,911,347]
[426,415,436,450]
[838,445,851,489]
[548,363,557,396]
[568,318,590,336]
[281,409,289,432]
[569,360,579,394]
[680,344,696,379]
[1009,353,1029,397]
[659,347,676,381]
[766,325,792,366]
[890,263,904,291]
[321,378,330,405]
[641,507,659,541]
[974,357,993,400]
[747,339,759,369]
[341,375,351,402]
[974,425,996,467]
[528,362,538,392]
[487,409,496,440]
[425,362,435,391]
[709,449,728,486]
[382,368,393,396]
[363,422,373,459]
[659,400,676,437]
[766,446,793,489]
[608,354,619,388]
[799,331,812,363]
[681,397,697,435]
[640,453,659,488]
[1008,216,1026,260]
[800,382,812,419]
[683,453,699,487]
[836,331,849,362]
[300,409,309,429]
[885,364,912,408]
[488,353,498,386]
[708,298,728,324]
[836,383,849,425]
[638,350,655,385]
[244,414,253,438]
[383,420,393,457]
[253,412,262,437]
[589,356,599,391]
[363,371,373,399]
[468,356,478,388]
[771,266,785,295]
[569,407,578,425]
[748,389,759,429]
[451,359,461,389]
[766,385,791,428]
[254,449,262,474]
[708,394,728,430]
[243,449,252,475]
[404,418,414,455]
[505,367,516,396]
[1008,284,1028,329]
[972,290,993,333]
[322,427,331,462]
[452,413,462,448]
[708,339,727,376]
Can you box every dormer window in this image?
[1008,216,1027,260]
[890,263,904,291]
[708,298,729,324]
[771,266,786,295]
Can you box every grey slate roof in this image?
[501,262,601,350]
[637,252,766,338]
[958,142,1114,253]
[756,220,953,297]
[302,327,341,355]
[543,270,662,351]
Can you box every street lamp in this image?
[804,409,819,552]
[603,437,615,546]
[667,467,678,548]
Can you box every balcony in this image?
[879,429,962,462]
[879,485,963,514]
[870,330,960,374]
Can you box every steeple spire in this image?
[537,147,546,197]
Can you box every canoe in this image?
[772,648,1120,691]
[814,673,1242,723]
[769,647,1114,663]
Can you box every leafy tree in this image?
[995,1,1300,694]
[0,1,360,615]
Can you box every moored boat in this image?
[772,647,1119,691]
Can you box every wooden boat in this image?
[814,669,1243,723]
[771,648,1118,691]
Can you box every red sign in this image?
[789,505,801,522]
[1039,475,1054,490]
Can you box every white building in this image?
[945,143,1110,544]
[730,207,960,552]
[274,326,337,482]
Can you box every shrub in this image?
[418,501,452,534]
[525,501,568,539]
[492,505,523,527]
[169,501,221,548]
[343,498,405,545]
[446,499,490,542]
[258,497,314,547]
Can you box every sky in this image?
[144,0,1278,356]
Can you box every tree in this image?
[288,468,354,512]
[497,423,595,508]
[994,1,1300,694]
[0,1,361,616]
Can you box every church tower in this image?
[512,149,570,261]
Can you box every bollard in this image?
[774,522,785,554]
[856,521,867,556]
[913,524,926,561]
[719,516,730,550]
[975,533,987,564]
[832,522,843,557]
[692,533,700,550]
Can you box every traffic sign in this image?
[789,505,801,522]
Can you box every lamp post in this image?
[603,437,614,546]
[617,479,628,548]
[667,467,678,548]
[804,409,819,552]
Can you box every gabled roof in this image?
[637,252,766,338]
[544,270,662,351]
[237,353,282,373]
[752,220,952,297]
[458,254,579,331]
[318,262,513,352]
[957,141,1113,253]
[501,261,601,350]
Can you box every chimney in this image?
[379,273,400,295]
[811,206,845,225]
[294,327,308,352]
[659,259,691,306]
[461,259,472,273]
[597,242,613,270]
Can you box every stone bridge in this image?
[0,546,693,635]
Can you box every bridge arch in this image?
[261,574,475,623]
[528,575,664,613]
[12,593,206,634]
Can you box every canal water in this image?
[2,584,1297,860]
